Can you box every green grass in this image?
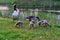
[0,17,60,40]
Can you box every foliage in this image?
[0,0,60,7]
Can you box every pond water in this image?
[58,15,60,19]
[0,6,60,24]
[49,12,60,24]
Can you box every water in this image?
[0,6,60,24]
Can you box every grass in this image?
[0,17,60,40]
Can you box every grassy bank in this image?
[0,17,60,40]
